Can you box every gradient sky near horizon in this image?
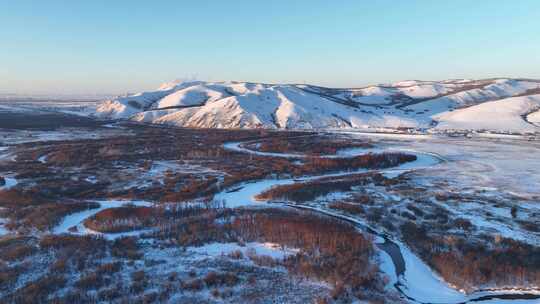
[1,0,539,95]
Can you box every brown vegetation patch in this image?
[4,201,100,232]
[401,221,540,291]
[0,236,36,262]
[244,135,372,155]
[152,207,384,299]
[256,172,385,203]
[84,206,156,233]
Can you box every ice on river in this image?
[0,177,17,190]
[398,243,467,303]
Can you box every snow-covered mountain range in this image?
[95,78,540,134]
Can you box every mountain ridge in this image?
[95,78,540,134]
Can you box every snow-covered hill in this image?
[434,95,540,133]
[95,78,540,134]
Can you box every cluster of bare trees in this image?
[84,206,155,233]
[151,207,383,300]
[245,135,372,156]
[0,188,45,208]
[401,221,540,291]
[329,201,366,215]
[256,173,382,202]
[127,151,413,204]
[304,152,415,171]
[2,233,145,303]
[84,203,223,233]
[3,124,416,215]
[9,274,67,304]
[0,187,100,232]
[1,207,386,303]
[0,236,36,263]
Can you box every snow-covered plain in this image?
[343,132,540,248]
[95,78,540,134]
[344,132,540,200]
[0,99,99,117]
[188,242,299,260]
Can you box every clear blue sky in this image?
[1,0,539,95]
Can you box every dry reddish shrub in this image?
[203,271,240,287]
[9,274,66,303]
[182,278,204,291]
[329,201,365,215]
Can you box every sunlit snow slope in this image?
[95,78,540,133]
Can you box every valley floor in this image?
[0,103,539,303]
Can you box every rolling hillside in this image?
[95,78,540,134]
